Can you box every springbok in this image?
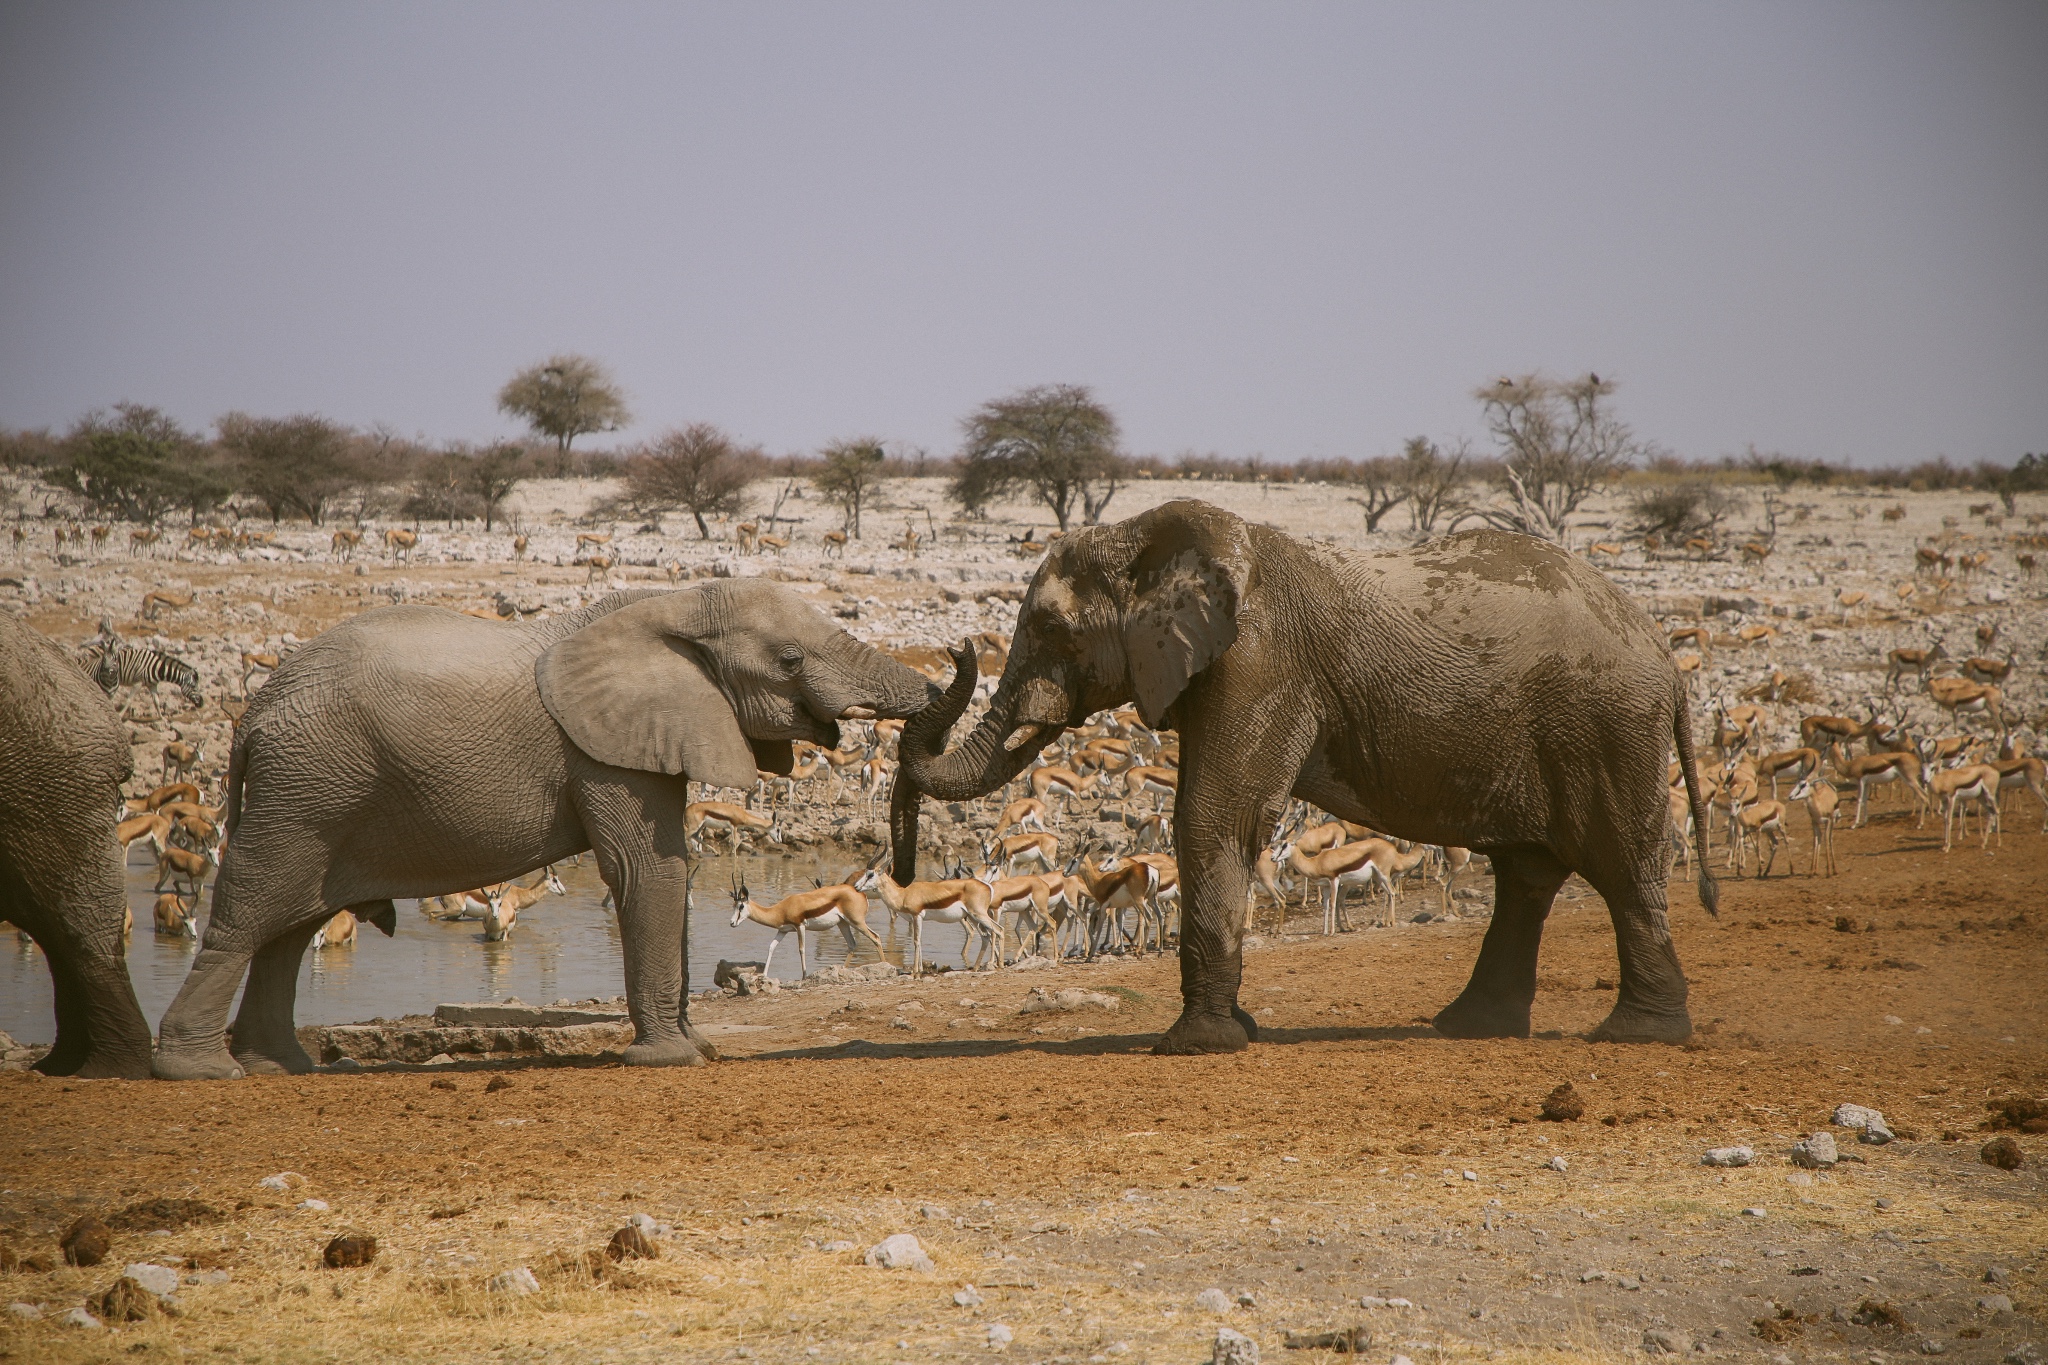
[685,801,778,852]
[1787,775,1840,877]
[385,527,418,562]
[152,892,199,939]
[1930,763,2003,853]
[1829,743,1928,828]
[1280,839,1389,933]
[994,797,1050,836]
[312,908,357,949]
[728,875,884,977]
[853,867,1001,975]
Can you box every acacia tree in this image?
[1463,373,1639,540]
[450,441,533,530]
[1345,457,1408,531]
[1398,436,1469,535]
[814,438,887,537]
[497,354,631,476]
[49,404,222,523]
[217,412,359,525]
[624,423,761,537]
[951,384,1125,532]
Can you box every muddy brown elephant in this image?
[0,615,154,1077]
[153,582,937,1080]
[893,499,1716,1054]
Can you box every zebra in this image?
[75,642,204,718]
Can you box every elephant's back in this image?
[0,615,128,776]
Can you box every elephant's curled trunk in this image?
[890,640,1046,884]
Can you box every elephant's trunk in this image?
[892,640,1061,884]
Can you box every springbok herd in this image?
[8,478,2045,988]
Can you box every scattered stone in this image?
[1547,1155,1568,1172]
[987,1322,1014,1347]
[607,1226,658,1261]
[60,1215,111,1267]
[1644,1328,1690,1354]
[485,1076,513,1093]
[1743,1207,1768,1218]
[954,1285,983,1307]
[1979,1295,2015,1315]
[2003,1345,2041,1365]
[107,1198,222,1232]
[1540,1082,1585,1122]
[57,1306,103,1329]
[918,1203,950,1220]
[820,1240,856,1255]
[1214,1326,1261,1365]
[121,1263,180,1298]
[298,1199,330,1212]
[1792,1132,1839,1168]
[1282,1326,1371,1351]
[1196,1287,1233,1313]
[1702,1146,1755,1167]
[864,1234,934,1272]
[6,1302,42,1320]
[423,1052,456,1065]
[257,1172,303,1192]
[626,1212,670,1237]
[1017,986,1120,1014]
[93,1275,158,1322]
[1980,1136,2024,1171]
[1986,1267,2011,1285]
[1833,1103,1894,1143]
[322,1234,377,1269]
[487,1266,540,1294]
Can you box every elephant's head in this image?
[536,580,936,790]
[891,499,1252,880]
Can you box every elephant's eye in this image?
[778,645,804,671]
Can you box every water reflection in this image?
[0,846,975,1046]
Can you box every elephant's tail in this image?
[1672,681,1719,918]
[221,719,250,848]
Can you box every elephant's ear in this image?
[535,592,759,789]
[1120,500,1255,727]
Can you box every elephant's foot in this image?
[70,1047,156,1080]
[1586,1002,1693,1044]
[31,1040,89,1077]
[231,1037,317,1075]
[151,1045,247,1081]
[1154,1009,1250,1056]
[622,1035,712,1067]
[1432,992,1533,1039]
[680,1021,722,1063]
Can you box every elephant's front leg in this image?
[1154,718,1304,1056]
[578,772,711,1067]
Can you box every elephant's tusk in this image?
[838,705,877,720]
[1003,724,1043,752]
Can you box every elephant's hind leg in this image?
[1582,865,1693,1044]
[1434,846,1569,1039]
[229,920,323,1073]
[154,944,255,1080]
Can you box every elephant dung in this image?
[322,1234,378,1269]
[1539,1083,1585,1122]
[92,1276,157,1323]
[606,1226,658,1262]
[1980,1136,2025,1171]
[60,1215,111,1267]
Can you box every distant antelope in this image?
[822,529,848,556]
[140,590,193,621]
[1930,763,2002,853]
[1962,652,2015,685]
[152,891,199,938]
[1927,676,2004,733]
[89,524,110,553]
[240,650,281,698]
[1728,795,1792,877]
[1119,764,1178,814]
[161,739,200,785]
[512,533,529,560]
[311,908,357,949]
[1739,541,1772,566]
[897,523,920,556]
[853,867,1002,975]
[330,528,362,560]
[1834,588,1868,621]
[684,800,778,851]
[582,552,613,583]
[1880,504,1906,522]
[1787,775,1839,877]
[385,527,418,562]
[727,876,884,978]
[1586,541,1623,561]
[736,522,759,555]
[155,843,216,893]
[757,533,789,555]
[1885,641,1946,691]
[994,796,1050,836]
[1830,743,1928,828]
[575,531,611,553]
[130,527,162,555]
[1028,765,1096,812]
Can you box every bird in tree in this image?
[497,355,631,475]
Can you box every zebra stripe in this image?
[75,643,205,708]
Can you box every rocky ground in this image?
[1,475,2045,1362]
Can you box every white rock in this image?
[1743,1207,1768,1218]
[6,1303,43,1320]
[1018,986,1120,1014]
[423,1052,456,1066]
[487,1266,539,1294]
[1979,1295,2014,1315]
[954,1285,983,1307]
[1833,1102,1894,1143]
[257,1172,303,1191]
[864,1233,934,1272]
[1702,1146,1755,1167]
[58,1306,103,1329]
[1391,1356,1416,1365]
[820,1240,856,1254]
[1462,1170,1479,1182]
[297,1198,330,1212]
[919,1203,950,1220]
[1547,1155,1569,1172]
[1214,1326,1261,1365]
[1196,1287,1233,1313]
[1792,1132,1839,1169]
[122,1263,181,1298]
[987,1322,1014,1346]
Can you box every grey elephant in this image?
[893,499,1716,1054]
[0,615,155,1077]
[152,581,935,1080]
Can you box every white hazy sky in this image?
[2,2,2043,467]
